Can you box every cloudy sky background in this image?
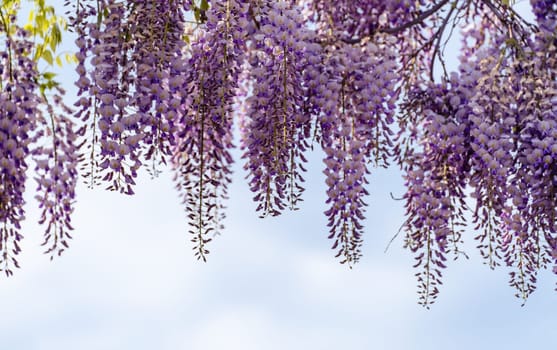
[1,1,555,349]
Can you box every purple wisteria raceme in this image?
[72,0,190,194]
[464,31,557,299]
[172,0,248,261]
[92,1,140,195]
[72,0,139,194]
[400,25,557,302]
[455,9,554,299]
[33,91,79,259]
[0,28,41,276]
[509,46,557,297]
[401,75,470,307]
[307,0,419,41]
[1,23,78,272]
[530,0,557,34]
[126,0,188,173]
[242,0,314,217]
[465,48,516,271]
[317,40,398,265]
[70,0,100,188]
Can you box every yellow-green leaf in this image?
[41,49,53,65]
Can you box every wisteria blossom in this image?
[0,28,39,276]
[2,0,557,306]
[1,17,78,272]
[242,0,314,217]
[316,41,398,265]
[172,0,245,261]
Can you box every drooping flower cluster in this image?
[242,0,315,217]
[89,1,138,194]
[400,15,557,304]
[530,0,557,34]
[172,0,247,261]
[307,0,420,41]
[507,47,557,299]
[33,91,79,260]
[1,13,79,272]
[0,28,39,276]
[3,0,557,307]
[317,40,398,265]
[71,0,190,194]
[401,75,471,306]
[126,0,189,172]
[461,20,557,300]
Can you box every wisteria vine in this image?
[1,0,557,307]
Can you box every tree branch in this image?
[382,0,451,35]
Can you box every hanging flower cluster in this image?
[0,28,39,276]
[1,13,78,273]
[3,0,557,306]
[318,40,398,265]
[531,0,556,34]
[33,92,79,260]
[72,0,189,194]
[242,0,315,217]
[401,76,471,306]
[307,0,420,40]
[399,4,557,305]
[172,0,247,261]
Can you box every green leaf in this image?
[49,23,61,51]
[42,71,56,80]
[41,49,53,65]
[64,52,77,64]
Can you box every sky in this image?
[1,1,556,350]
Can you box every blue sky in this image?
[0,1,555,349]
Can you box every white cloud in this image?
[187,307,276,350]
[294,251,416,312]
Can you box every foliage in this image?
[0,0,556,307]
